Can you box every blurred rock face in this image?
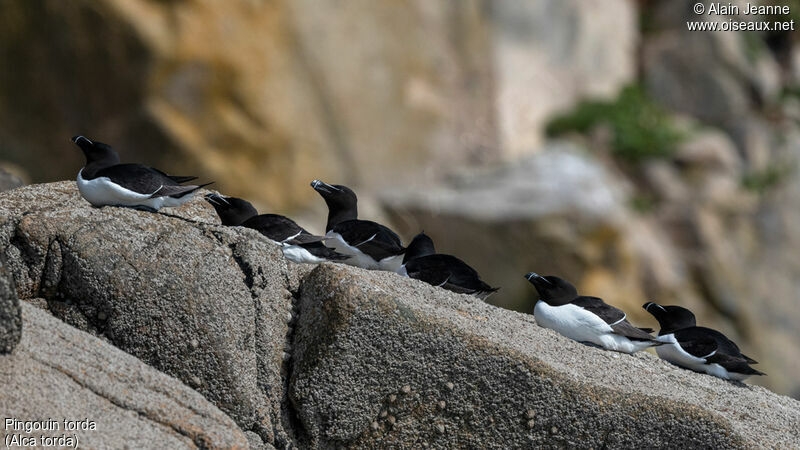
[0,0,634,210]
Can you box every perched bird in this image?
[310,180,405,271]
[525,273,661,353]
[643,302,764,381]
[72,135,210,212]
[399,232,499,299]
[205,193,349,264]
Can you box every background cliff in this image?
[1,0,799,398]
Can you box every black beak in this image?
[311,179,337,194]
[524,272,550,285]
[642,302,664,313]
[204,193,229,206]
[71,135,93,146]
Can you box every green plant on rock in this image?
[545,85,685,163]
[741,164,794,194]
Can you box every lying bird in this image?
[205,193,349,264]
[399,232,499,299]
[643,302,764,381]
[525,273,661,353]
[72,135,211,212]
[310,180,405,271]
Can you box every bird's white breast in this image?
[324,232,381,270]
[534,301,654,353]
[534,301,613,343]
[76,170,193,210]
[655,334,746,380]
[281,244,325,264]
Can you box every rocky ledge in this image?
[1,182,798,449]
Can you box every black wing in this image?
[676,327,757,364]
[150,182,212,199]
[572,296,658,342]
[151,168,198,184]
[673,328,721,359]
[405,254,497,297]
[301,242,350,261]
[706,353,765,376]
[95,164,179,194]
[332,220,405,261]
[242,214,306,242]
[571,296,625,325]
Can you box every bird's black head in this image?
[72,135,120,173]
[524,273,578,305]
[311,179,358,230]
[403,232,436,264]
[642,302,697,334]
[205,193,259,226]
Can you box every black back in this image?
[572,296,625,325]
[403,232,436,264]
[644,302,762,374]
[242,214,308,242]
[405,253,498,298]
[74,135,207,197]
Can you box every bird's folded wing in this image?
[571,296,626,325]
[288,233,329,245]
[334,221,404,260]
[150,184,205,199]
[674,331,719,360]
[611,321,661,342]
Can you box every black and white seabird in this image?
[72,135,210,211]
[399,232,499,299]
[643,302,764,381]
[310,180,405,271]
[525,273,661,353]
[205,193,348,264]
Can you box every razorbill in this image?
[399,232,499,299]
[205,193,348,264]
[310,180,405,271]
[525,273,661,353]
[72,135,210,211]
[643,302,764,381]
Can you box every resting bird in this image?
[643,302,764,381]
[72,135,210,212]
[525,273,661,353]
[399,232,499,299]
[205,193,349,264]
[310,180,405,271]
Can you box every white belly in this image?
[324,232,382,270]
[655,334,748,380]
[77,170,193,210]
[281,244,326,264]
[534,301,652,353]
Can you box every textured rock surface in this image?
[0,302,249,449]
[0,254,21,353]
[291,264,800,449]
[0,182,294,448]
[1,182,799,448]
[383,137,800,397]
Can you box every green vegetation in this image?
[630,193,659,214]
[741,164,793,194]
[545,85,685,163]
